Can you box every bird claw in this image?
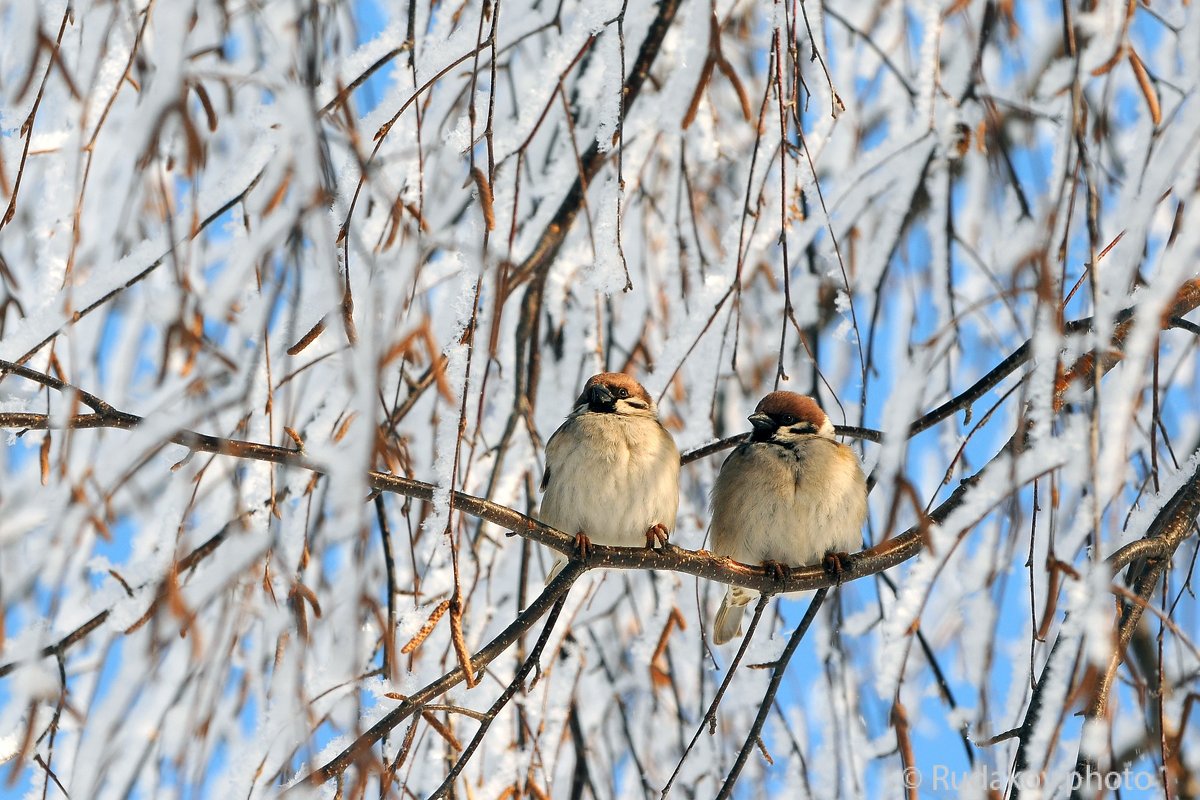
[762,560,790,581]
[645,523,670,550]
[823,551,853,584]
[574,532,592,559]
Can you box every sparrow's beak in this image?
[586,384,617,412]
[748,412,774,432]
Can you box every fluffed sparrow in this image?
[709,392,867,644]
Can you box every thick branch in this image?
[7,275,1197,603]
[0,400,949,595]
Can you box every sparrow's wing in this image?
[540,418,573,491]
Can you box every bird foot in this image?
[762,560,791,581]
[822,551,853,584]
[645,523,670,550]
[574,531,593,559]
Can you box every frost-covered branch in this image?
[293,561,586,790]
[4,1,1199,796]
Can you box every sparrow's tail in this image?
[545,556,567,585]
[712,590,751,645]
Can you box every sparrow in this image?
[539,372,680,581]
[709,391,867,644]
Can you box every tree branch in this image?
[1010,453,1200,798]
[1068,459,1200,798]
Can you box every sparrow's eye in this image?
[616,387,630,399]
[781,414,798,425]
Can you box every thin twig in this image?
[714,589,828,799]
[426,593,569,800]
[661,594,771,798]
[288,561,585,790]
